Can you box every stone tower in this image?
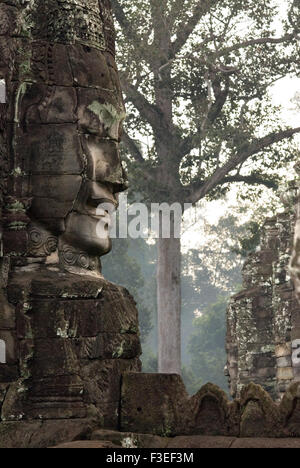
[226,182,300,401]
[0,0,141,441]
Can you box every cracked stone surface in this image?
[226,190,300,401]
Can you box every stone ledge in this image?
[120,376,300,438]
[51,434,300,449]
[0,418,97,448]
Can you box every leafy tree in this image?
[112,0,300,373]
[142,351,158,373]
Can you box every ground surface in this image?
[51,431,300,448]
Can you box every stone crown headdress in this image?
[21,0,115,54]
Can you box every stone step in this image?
[51,436,300,449]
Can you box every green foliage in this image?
[142,350,158,373]
[114,0,299,205]
[101,237,153,342]
[233,221,262,257]
[102,199,281,393]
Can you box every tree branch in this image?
[207,75,230,124]
[221,174,278,189]
[187,126,300,203]
[111,0,138,43]
[172,0,219,56]
[122,131,146,164]
[121,77,186,158]
[168,0,186,31]
[121,78,162,133]
[111,0,152,63]
[215,33,299,58]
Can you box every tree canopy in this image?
[111,0,300,373]
[112,0,300,204]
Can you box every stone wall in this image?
[0,266,141,427]
[120,374,300,439]
[226,190,300,401]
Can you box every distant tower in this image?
[226,181,300,401]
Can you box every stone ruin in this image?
[0,0,141,442]
[226,182,300,401]
[1,0,300,449]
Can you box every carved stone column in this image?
[0,0,141,442]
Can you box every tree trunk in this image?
[157,213,182,374]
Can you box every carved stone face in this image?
[16,43,127,257]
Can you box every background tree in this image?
[103,195,282,393]
[112,0,300,374]
[102,236,154,342]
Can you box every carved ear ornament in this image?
[28,225,58,257]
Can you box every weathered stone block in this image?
[78,333,141,360]
[277,356,292,368]
[30,175,82,219]
[24,125,83,175]
[30,42,74,87]
[24,86,77,125]
[257,367,276,378]
[0,365,19,382]
[121,373,189,437]
[277,367,294,381]
[275,343,292,358]
[240,383,283,438]
[30,375,84,399]
[0,419,96,449]
[2,231,28,256]
[292,327,300,341]
[190,383,240,437]
[26,401,87,421]
[68,46,113,89]
[82,359,141,429]
[120,375,239,437]
[0,294,15,329]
